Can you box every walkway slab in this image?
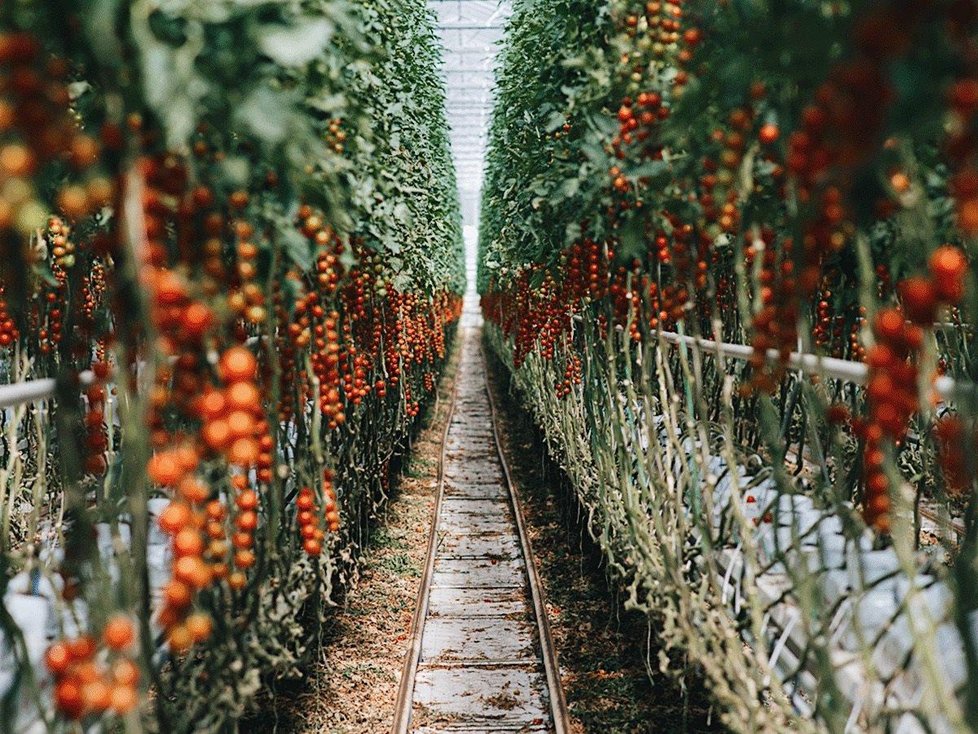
[427,586,529,619]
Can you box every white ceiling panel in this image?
[431,0,510,223]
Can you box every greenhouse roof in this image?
[432,0,511,223]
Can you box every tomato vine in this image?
[482,0,978,730]
[0,1,462,732]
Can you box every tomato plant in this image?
[482,0,978,731]
[0,1,462,732]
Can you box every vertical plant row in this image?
[0,1,463,732]
[481,0,978,731]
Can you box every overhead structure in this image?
[432,0,511,225]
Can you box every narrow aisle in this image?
[395,327,565,733]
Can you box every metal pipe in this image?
[0,370,95,410]
[656,331,971,401]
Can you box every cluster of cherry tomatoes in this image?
[296,472,339,557]
[0,34,109,242]
[46,616,140,720]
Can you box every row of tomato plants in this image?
[481,0,978,730]
[0,1,463,732]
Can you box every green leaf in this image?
[281,228,313,272]
[545,111,566,131]
[617,214,646,262]
[236,87,293,144]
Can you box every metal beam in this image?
[655,330,970,400]
[437,23,504,30]
[0,371,95,409]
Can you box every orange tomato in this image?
[83,679,112,712]
[103,615,135,651]
[235,489,258,511]
[233,549,255,569]
[198,389,228,420]
[167,625,192,653]
[203,419,232,451]
[173,528,204,557]
[45,642,72,675]
[206,520,225,540]
[173,444,201,472]
[228,437,259,466]
[226,381,260,411]
[174,556,211,589]
[227,410,256,439]
[205,499,225,520]
[163,580,192,609]
[112,659,140,687]
[181,303,214,340]
[219,347,257,383]
[185,612,212,643]
[155,605,179,630]
[109,684,138,714]
[158,502,192,535]
[177,476,209,504]
[930,245,968,302]
[235,510,258,533]
[758,123,780,144]
[147,453,183,486]
[67,636,96,662]
[54,679,84,719]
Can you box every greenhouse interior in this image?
[1,1,977,732]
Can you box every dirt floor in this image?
[485,346,725,734]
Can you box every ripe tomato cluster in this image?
[856,309,922,533]
[743,231,800,392]
[46,617,139,720]
[0,283,18,347]
[0,34,110,240]
[295,472,339,557]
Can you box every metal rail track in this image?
[482,340,571,733]
[392,327,570,734]
[391,333,461,734]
